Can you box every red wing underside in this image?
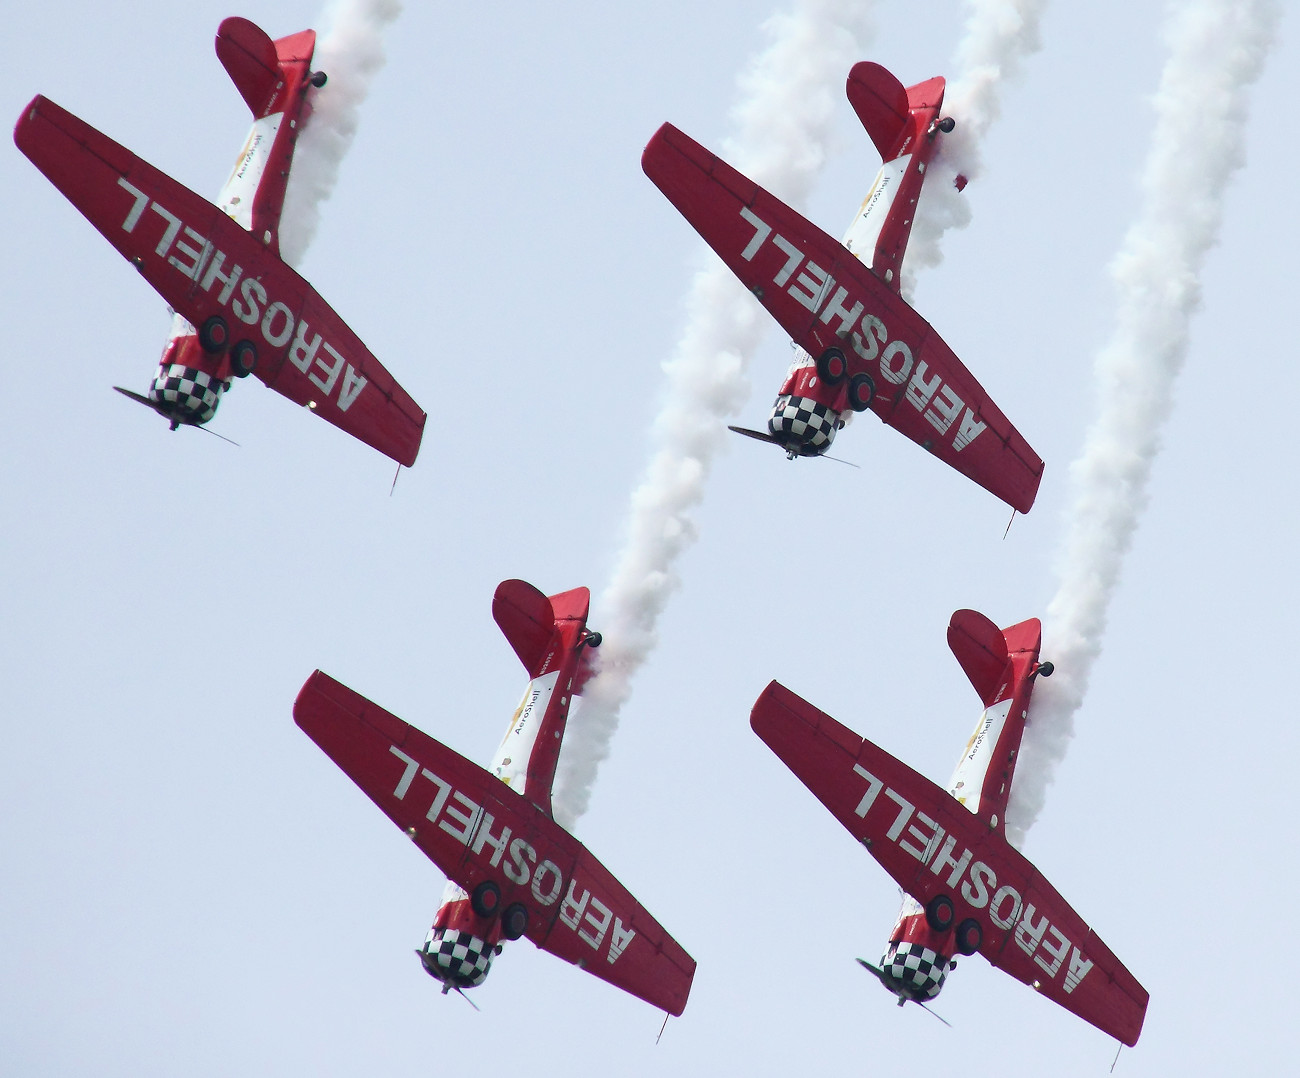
[294,671,695,1015]
[14,95,426,466]
[750,681,1147,1046]
[642,123,1042,513]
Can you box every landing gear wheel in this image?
[1036,661,1055,678]
[847,372,876,412]
[955,918,982,956]
[925,893,955,934]
[310,70,328,88]
[198,315,230,353]
[585,631,602,648]
[470,880,501,918]
[937,117,956,133]
[229,340,257,378]
[815,347,847,386]
[501,903,529,941]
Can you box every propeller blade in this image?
[112,386,239,444]
[855,957,891,984]
[857,958,952,1027]
[113,385,168,416]
[729,424,857,466]
[917,1000,952,1027]
[727,424,783,446]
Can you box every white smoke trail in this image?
[1006,0,1279,845]
[903,0,1047,296]
[278,0,403,266]
[552,0,876,828]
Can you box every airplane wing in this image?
[14,95,426,466]
[751,681,1147,1046]
[294,671,696,1015]
[642,123,1042,514]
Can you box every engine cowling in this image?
[419,927,497,988]
[767,394,840,455]
[418,884,501,990]
[877,896,953,1001]
[879,939,950,1001]
[148,361,228,425]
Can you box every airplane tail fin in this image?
[947,610,1042,706]
[216,17,316,118]
[846,63,947,162]
[492,580,592,679]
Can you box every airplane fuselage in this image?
[148,24,318,429]
[766,79,949,460]
[418,590,598,992]
[875,619,1046,1006]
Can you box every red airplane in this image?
[642,62,1042,513]
[293,579,695,1015]
[13,17,426,466]
[750,611,1147,1045]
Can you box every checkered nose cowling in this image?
[148,363,227,425]
[767,394,838,455]
[882,941,949,1001]
[420,929,495,988]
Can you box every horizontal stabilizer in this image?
[216,19,317,118]
[492,580,591,679]
[947,609,1009,706]
[216,18,282,116]
[493,580,557,678]
[846,62,911,161]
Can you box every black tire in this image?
[470,880,501,918]
[815,347,847,386]
[937,117,956,133]
[847,372,875,412]
[501,903,529,941]
[585,632,602,648]
[1036,661,1055,678]
[229,340,257,378]
[311,70,328,88]
[925,893,955,934]
[198,315,230,353]
[955,918,982,956]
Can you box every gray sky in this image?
[2,1,1295,1074]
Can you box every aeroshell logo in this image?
[113,176,367,413]
[736,204,988,453]
[851,762,1094,994]
[387,744,637,966]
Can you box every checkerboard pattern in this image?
[883,942,949,1000]
[422,929,494,987]
[148,364,227,424]
[767,394,838,453]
